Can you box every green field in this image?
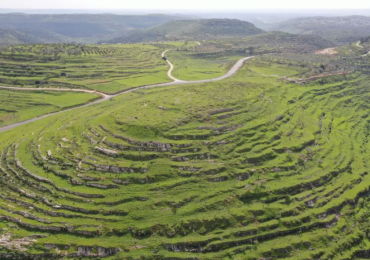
[0,89,99,127]
[166,50,242,80]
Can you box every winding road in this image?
[355,41,370,57]
[0,51,253,134]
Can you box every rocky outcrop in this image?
[209,108,234,115]
[172,153,215,162]
[94,146,118,157]
[82,160,149,174]
[86,183,120,189]
[45,244,121,258]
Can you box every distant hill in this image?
[0,29,43,45]
[106,19,264,43]
[267,16,370,45]
[0,13,187,44]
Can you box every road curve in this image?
[0,54,253,134]
[355,40,370,57]
[161,49,184,82]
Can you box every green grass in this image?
[0,43,173,94]
[166,50,243,80]
[247,59,306,77]
[1,42,370,259]
[0,89,99,127]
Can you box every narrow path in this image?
[356,41,364,48]
[161,49,184,82]
[355,40,370,56]
[0,53,253,134]
[161,40,201,81]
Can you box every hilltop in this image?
[267,15,370,45]
[107,19,264,43]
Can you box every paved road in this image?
[0,53,253,134]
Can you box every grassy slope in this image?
[0,89,99,127]
[1,53,370,259]
[0,43,173,94]
[166,50,242,80]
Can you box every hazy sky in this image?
[1,0,370,10]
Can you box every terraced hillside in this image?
[0,43,175,94]
[2,49,370,259]
[203,32,335,54]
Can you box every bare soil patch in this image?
[315,48,338,55]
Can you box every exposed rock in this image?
[87,183,120,189]
[0,233,39,252]
[94,146,118,157]
[158,106,168,110]
[209,108,234,115]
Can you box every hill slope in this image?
[190,31,335,56]
[0,29,43,45]
[107,19,264,43]
[268,15,370,45]
[243,31,334,52]
[0,13,186,44]
[2,54,370,258]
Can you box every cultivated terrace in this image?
[1,36,370,260]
